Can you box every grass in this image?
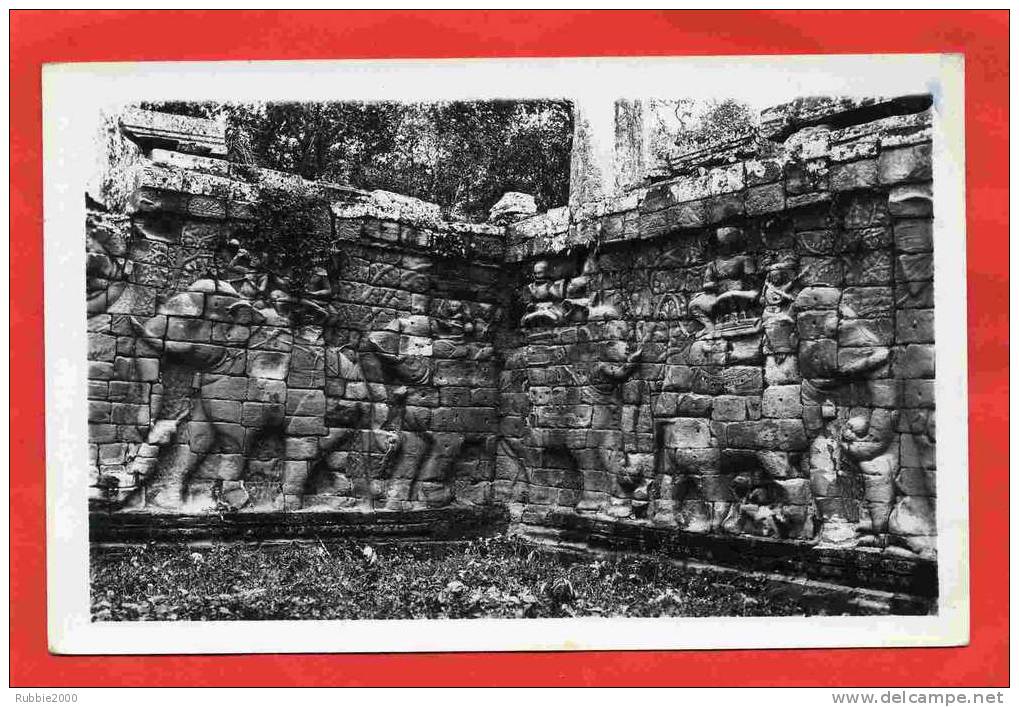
[90,536,872,621]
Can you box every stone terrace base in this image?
[90,506,509,545]
[520,511,938,601]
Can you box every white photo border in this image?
[43,53,969,654]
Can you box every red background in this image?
[10,10,1008,687]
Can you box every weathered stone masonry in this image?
[87,96,936,591]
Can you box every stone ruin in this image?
[87,96,937,599]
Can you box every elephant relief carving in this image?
[120,278,367,511]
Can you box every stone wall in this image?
[87,96,937,574]
[499,95,936,560]
[87,110,508,515]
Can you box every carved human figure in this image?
[689,226,759,338]
[806,400,856,546]
[804,352,893,547]
[219,239,262,300]
[520,259,567,327]
[561,254,596,322]
[887,409,936,558]
[123,280,267,510]
[724,474,788,538]
[362,316,472,509]
[760,263,800,351]
[842,407,900,548]
[435,299,475,342]
[578,341,649,517]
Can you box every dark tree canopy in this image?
[140,100,574,222]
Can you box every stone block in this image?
[896,253,934,283]
[110,403,149,426]
[725,419,807,451]
[888,183,933,217]
[762,385,803,419]
[88,364,115,383]
[285,437,320,461]
[88,315,112,333]
[667,200,707,229]
[745,183,785,215]
[896,281,934,309]
[838,318,894,347]
[675,393,714,417]
[902,380,936,408]
[855,379,900,408]
[247,351,291,380]
[844,250,893,286]
[764,355,800,385]
[113,356,160,381]
[120,108,227,156]
[88,333,117,362]
[893,344,935,379]
[879,143,932,184]
[206,400,242,423]
[830,159,878,191]
[842,280,896,316]
[89,423,117,444]
[893,219,933,253]
[799,256,843,287]
[900,435,936,470]
[286,416,328,436]
[895,309,935,344]
[722,366,763,395]
[798,339,838,379]
[712,395,747,421]
[785,159,828,195]
[210,323,250,344]
[841,192,889,229]
[796,310,838,340]
[107,284,158,316]
[794,286,841,310]
[705,192,744,223]
[200,376,248,401]
[166,316,212,342]
[88,401,111,423]
[286,389,326,417]
[663,418,712,449]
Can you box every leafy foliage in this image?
[140,100,574,222]
[672,98,758,151]
[237,183,333,298]
[643,98,758,164]
[91,537,877,621]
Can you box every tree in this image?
[140,99,573,222]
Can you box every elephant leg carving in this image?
[412,432,462,508]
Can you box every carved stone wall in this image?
[500,95,936,560]
[87,97,937,571]
[87,111,508,515]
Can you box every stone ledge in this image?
[124,155,506,262]
[760,94,934,142]
[120,108,228,157]
[505,97,934,263]
[90,506,510,544]
[528,511,938,598]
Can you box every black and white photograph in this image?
[44,54,968,653]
